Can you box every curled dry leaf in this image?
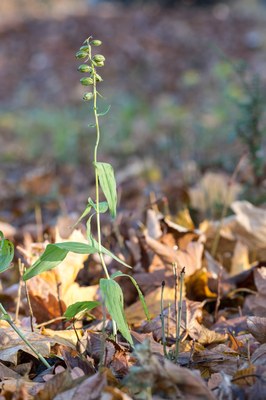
[144,233,204,276]
[247,316,266,343]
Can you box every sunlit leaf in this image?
[94,162,117,218]
[100,278,133,345]
[64,301,100,320]
[0,231,14,273]
[111,271,150,321]
[88,197,108,213]
[88,236,131,269]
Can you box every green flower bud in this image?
[90,40,102,46]
[75,51,88,59]
[83,92,93,101]
[93,54,105,63]
[78,64,92,73]
[79,45,90,52]
[93,60,105,67]
[95,74,103,82]
[80,77,94,86]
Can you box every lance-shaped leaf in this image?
[94,162,117,218]
[87,236,131,269]
[0,231,14,273]
[100,278,133,345]
[64,301,100,320]
[23,240,131,281]
[111,271,150,321]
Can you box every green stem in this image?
[92,65,110,281]
[0,303,50,369]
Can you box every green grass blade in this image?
[100,278,133,345]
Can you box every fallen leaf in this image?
[247,316,266,343]
[0,327,54,365]
[125,286,175,325]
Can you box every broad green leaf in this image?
[111,271,150,321]
[0,231,14,273]
[23,240,131,281]
[88,198,108,213]
[23,242,99,281]
[64,301,100,320]
[94,162,117,218]
[100,278,133,345]
[88,236,131,269]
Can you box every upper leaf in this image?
[94,162,117,218]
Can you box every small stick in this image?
[0,303,50,369]
[175,267,185,363]
[36,316,66,328]
[160,280,167,358]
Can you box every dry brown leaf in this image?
[251,343,266,366]
[101,386,133,400]
[0,361,21,379]
[189,172,242,214]
[0,327,54,365]
[127,341,215,400]
[230,240,250,276]
[146,209,162,239]
[145,233,203,276]
[53,372,107,400]
[231,201,266,250]
[34,370,74,400]
[185,268,217,300]
[247,316,266,343]
[254,267,266,296]
[125,286,175,325]
[41,328,83,348]
[0,379,37,399]
[232,365,257,386]
[208,372,234,400]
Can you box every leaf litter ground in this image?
[0,2,266,399]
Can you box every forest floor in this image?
[0,1,266,399]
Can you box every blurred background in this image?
[0,0,266,229]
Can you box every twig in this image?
[24,276,34,332]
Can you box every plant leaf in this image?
[64,301,100,320]
[23,242,99,281]
[0,231,14,273]
[88,236,131,269]
[100,278,133,345]
[88,198,108,213]
[111,271,150,321]
[23,240,131,281]
[94,162,117,218]
[72,204,92,228]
